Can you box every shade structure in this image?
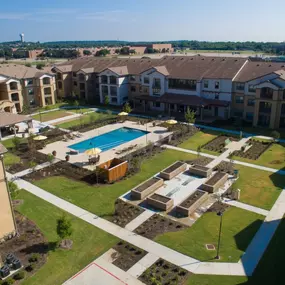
[165,119,178,125]
[118,112,129,116]
[85,148,102,156]
[33,135,48,141]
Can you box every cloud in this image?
[76,10,125,22]
[0,13,30,20]
[35,8,76,15]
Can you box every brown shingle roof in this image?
[0,112,32,128]
[234,61,285,82]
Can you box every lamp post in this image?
[215,210,223,260]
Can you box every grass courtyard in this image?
[33,149,197,217]
[16,190,118,285]
[56,111,116,129]
[156,207,263,262]
[32,110,72,122]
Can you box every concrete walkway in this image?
[125,210,155,232]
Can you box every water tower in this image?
[19,33,24,43]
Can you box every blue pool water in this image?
[68,127,148,153]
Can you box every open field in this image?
[17,190,117,285]
[33,149,197,216]
[156,207,263,262]
[32,110,72,122]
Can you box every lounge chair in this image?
[62,135,69,142]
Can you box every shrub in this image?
[25,263,35,272]
[29,253,40,263]
[3,278,14,285]
[13,271,25,280]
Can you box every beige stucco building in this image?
[0,144,16,242]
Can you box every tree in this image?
[56,215,73,241]
[36,63,45,70]
[120,47,130,55]
[25,63,32,67]
[123,102,132,113]
[29,160,37,172]
[95,49,110,57]
[12,136,21,150]
[83,50,91,56]
[271,130,280,142]
[21,104,31,115]
[8,181,19,200]
[147,47,154,54]
[129,49,136,54]
[104,95,109,105]
[47,153,54,165]
[197,145,201,157]
[184,107,196,131]
[73,100,80,113]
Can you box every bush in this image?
[13,271,25,280]
[25,263,35,272]
[29,253,40,263]
[3,278,14,285]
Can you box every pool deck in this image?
[39,120,171,169]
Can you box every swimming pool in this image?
[68,127,148,153]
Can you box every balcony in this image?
[259,102,272,114]
[43,78,51,85]
[260,87,273,100]
[110,76,117,85]
[44,87,52,96]
[9,82,18,90]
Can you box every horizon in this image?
[1,0,285,42]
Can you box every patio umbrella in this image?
[165,119,177,125]
[33,135,48,141]
[85,148,102,156]
[118,112,129,116]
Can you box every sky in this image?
[0,0,285,43]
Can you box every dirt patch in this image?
[134,214,187,240]
[207,202,231,214]
[139,258,190,285]
[0,212,48,281]
[233,139,272,160]
[112,241,147,271]
[214,161,234,175]
[185,156,213,167]
[203,135,239,153]
[110,199,145,227]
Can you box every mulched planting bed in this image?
[214,161,234,175]
[134,214,187,240]
[110,199,145,227]
[149,193,171,203]
[180,190,206,208]
[205,172,227,186]
[112,241,147,271]
[185,156,213,166]
[207,202,231,213]
[139,258,190,285]
[203,135,239,153]
[0,212,47,282]
[135,177,162,193]
[68,117,117,132]
[232,139,272,160]
[161,161,185,174]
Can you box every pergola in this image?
[0,112,33,140]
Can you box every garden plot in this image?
[203,135,239,153]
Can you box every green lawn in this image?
[234,165,283,210]
[155,207,263,262]
[187,216,285,285]
[179,130,220,155]
[4,152,21,166]
[62,107,93,114]
[33,150,197,217]
[233,143,285,170]
[32,110,72,122]
[56,112,115,129]
[17,190,118,285]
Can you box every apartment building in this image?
[53,56,285,129]
[0,144,16,242]
[0,65,56,113]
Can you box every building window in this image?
[78,74,85,81]
[101,75,108,84]
[111,97,117,103]
[9,82,18,90]
[130,75,136,81]
[110,76,117,85]
[28,88,34,95]
[248,85,256,93]
[79,83,85,91]
[215,81,220,89]
[215,94,219,100]
[235,96,244,104]
[58,81,63,90]
[144,77,149,84]
[170,104,175,110]
[153,78,161,89]
[247,99,255,106]
[168,78,196,91]
[110,86,117,96]
[26,79,33,86]
[131,86,136,92]
[143,88,148,93]
[73,81,77,86]
[101,85,108,96]
[44,87,52,95]
[11,93,19,101]
[139,87,143,93]
[204,80,209,89]
[246,112,254,121]
[261,87,273,99]
[43,77,51,85]
[154,102,161,108]
[259,102,272,113]
[236,82,245,91]
[73,72,77,77]
[57,73,62,80]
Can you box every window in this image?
[78,74,85,81]
[57,73,62,80]
[236,82,245,91]
[154,102,161,108]
[43,77,51,85]
[131,86,136,92]
[101,85,108,96]
[247,99,255,106]
[44,87,51,95]
[111,97,117,103]
[143,88,148,93]
[261,87,273,99]
[153,78,161,88]
[246,112,254,121]
[215,81,220,89]
[248,85,256,93]
[204,106,212,110]
[110,86,117,96]
[58,81,63,90]
[72,72,77,77]
[101,75,108,84]
[26,79,33,86]
[215,94,219,100]
[170,104,175,110]
[73,81,77,86]
[110,76,117,85]
[168,78,196,91]
[259,102,272,113]
[204,80,209,89]
[28,88,34,95]
[9,82,18,90]
[79,83,85,91]
[144,77,149,84]
[130,75,136,81]
[11,93,19,101]
[139,87,143,93]
[235,96,244,104]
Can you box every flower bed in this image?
[189,164,212,178]
[147,193,174,211]
[160,161,187,180]
[139,258,189,285]
[200,172,228,193]
[203,135,239,153]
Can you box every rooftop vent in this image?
[268,64,272,67]
[212,58,215,61]
[181,58,184,60]
[191,58,194,60]
[234,59,238,61]
[201,58,205,60]
[281,65,285,68]
[257,64,260,66]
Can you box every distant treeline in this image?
[1,40,285,55]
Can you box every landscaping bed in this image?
[139,258,189,285]
[185,156,213,167]
[207,201,231,214]
[214,161,234,175]
[203,135,239,153]
[134,214,187,240]
[112,241,147,271]
[232,139,272,160]
[147,193,174,211]
[0,212,47,283]
[68,117,117,132]
[110,199,145,227]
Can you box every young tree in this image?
[47,153,54,165]
[123,102,132,113]
[197,145,202,157]
[8,181,19,200]
[12,136,21,151]
[184,107,196,131]
[83,50,91,56]
[104,95,109,106]
[29,160,37,172]
[74,100,80,113]
[36,63,45,70]
[56,215,73,241]
[271,130,280,142]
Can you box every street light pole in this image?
[215,211,223,260]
